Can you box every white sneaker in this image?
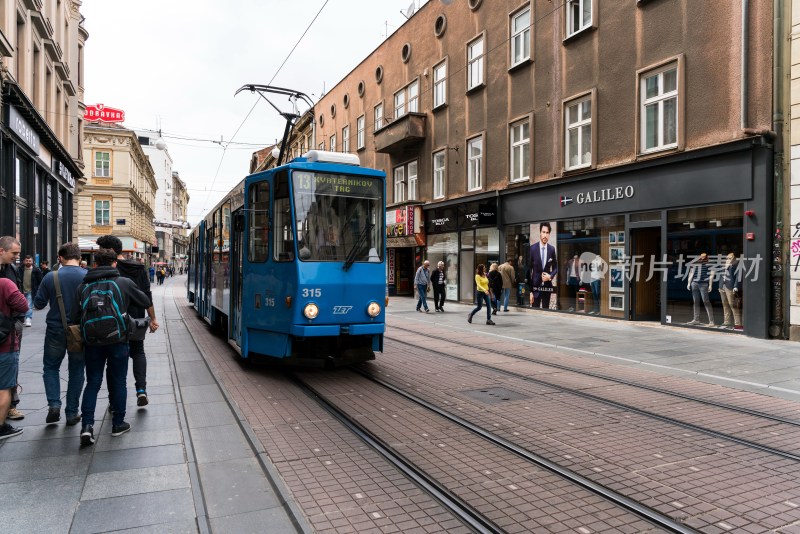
[686,320,700,325]
[24,318,31,327]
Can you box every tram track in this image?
[291,369,692,534]
[386,325,800,460]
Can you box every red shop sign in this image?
[84,104,126,123]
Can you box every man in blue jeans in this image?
[33,242,87,425]
[414,260,431,313]
[71,248,150,446]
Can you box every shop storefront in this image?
[0,82,79,265]
[424,198,500,303]
[386,205,424,297]
[502,139,772,338]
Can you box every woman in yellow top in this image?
[467,264,495,325]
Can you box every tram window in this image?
[249,182,270,262]
[274,172,294,262]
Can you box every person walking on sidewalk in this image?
[468,264,495,325]
[414,260,431,313]
[21,255,42,328]
[487,263,502,315]
[0,236,24,421]
[0,276,28,440]
[431,261,447,312]
[96,235,159,407]
[33,242,87,425]
[499,259,516,312]
[72,248,151,446]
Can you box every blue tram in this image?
[188,150,387,366]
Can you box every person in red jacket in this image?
[0,277,29,440]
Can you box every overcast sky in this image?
[82,0,430,224]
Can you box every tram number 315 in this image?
[302,288,322,298]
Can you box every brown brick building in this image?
[258,0,784,339]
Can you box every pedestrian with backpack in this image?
[71,248,151,446]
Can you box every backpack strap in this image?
[53,271,71,331]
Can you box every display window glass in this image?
[427,232,458,300]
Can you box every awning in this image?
[78,237,98,250]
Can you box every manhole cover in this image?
[460,387,529,405]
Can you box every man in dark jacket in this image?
[71,248,151,446]
[0,236,24,421]
[22,255,43,327]
[96,235,159,406]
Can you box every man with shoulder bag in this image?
[33,242,87,425]
[71,248,151,446]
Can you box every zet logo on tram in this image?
[332,306,353,315]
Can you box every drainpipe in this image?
[741,0,749,130]
[770,0,787,338]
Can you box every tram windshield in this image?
[293,171,384,263]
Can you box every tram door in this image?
[230,211,244,347]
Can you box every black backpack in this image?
[0,312,13,344]
[79,279,129,346]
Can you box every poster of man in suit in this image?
[529,221,558,308]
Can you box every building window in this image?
[374,103,384,131]
[330,133,337,152]
[641,64,678,153]
[318,141,324,150]
[394,80,419,119]
[565,95,592,170]
[94,199,110,226]
[357,116,365,149]
[467,136,483,191]
[394,90,406,120]
[433,60,447,108]
[566,0,593,38]
[467,36,484,90]
[408,80,419,113]
[95,151,110,177]
[510,120,530,182]
[342,125,350,153]
[433,151,446,199]
[511,8,531,67]
[408,160,418,201]
[394,166,405,203]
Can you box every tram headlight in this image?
[367,301,381,318]
[304,303,319,320]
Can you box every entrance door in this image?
[630,227,661,321]
[230,211,244,346]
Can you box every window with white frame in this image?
[433,61,447,108]
[467,136,483,190]
[641,65,678,152]
[394,90,406,120]
[374,103,384,131]
[95,151,110,177]
[407,160,418,200]
[511,8,531,67]
[94,199,110,225]
[566,0,592,38]
[433,150,446,199]
[330,133,337,152]
[342,125,350,153]
[565,95,592,170]
[357,115,365,149]
[467,36,484,90]
[510,120,530,182]
[318,141,324,150]
[393,166,405,203]
[408,80,419,113]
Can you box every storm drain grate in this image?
[460,387,530,405]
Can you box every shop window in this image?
[427,233,458,301]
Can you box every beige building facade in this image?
[79,123,156,261]
[0,0,86,264]
[172,171,190,270]
[258,0,788,339]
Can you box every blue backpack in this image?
[79,279,129,346]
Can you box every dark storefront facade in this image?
[0,83,79,265]
[500,139,772,338]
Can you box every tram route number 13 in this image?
[302,288,322,298]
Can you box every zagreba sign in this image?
[84,104,125,123]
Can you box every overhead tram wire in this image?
[199,0,331,217]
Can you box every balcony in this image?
[30,11,53,38]
[43,38,62,62]
[0,29,12,57]
[55,60,70,81]
[373,112,426,154]
[22,0,44,10]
